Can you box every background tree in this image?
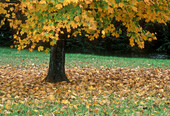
[0,0,169,82]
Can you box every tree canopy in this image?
[0,0,169,52]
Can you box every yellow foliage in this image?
[55,4,63,9]
[38,46,44,52]
[74,16,80,22]
[0,0,169,51]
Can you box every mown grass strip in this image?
[0,97,169,116]
[0,47,169,68]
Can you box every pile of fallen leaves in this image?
[0,65,169,103]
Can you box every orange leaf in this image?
[55,4,63,9]
[74,16,80,22]
[48,94,55,101]
[5,14,10,18]
[5,104,11,110]
[38,46,44,52]
[131,6,138,12]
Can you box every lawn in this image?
[0,47,169,115]
[0,47,169,68]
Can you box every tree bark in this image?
[44,38,70,83]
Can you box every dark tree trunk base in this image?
[44,33,70,83]
[45,74,70,83]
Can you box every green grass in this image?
[0,47,169,68]
[0,95,169,115]
[0,47,49,67]
[0,47,169,115]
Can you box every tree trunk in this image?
[44,38,70,83]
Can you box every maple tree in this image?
[0,0,169,82]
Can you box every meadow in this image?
[0,47,169,69]
[0,47,169,115]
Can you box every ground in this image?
[0,47,169,115]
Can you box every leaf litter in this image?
[0,65,169,115]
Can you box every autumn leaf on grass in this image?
[74,105,78,109]
[61,100,69,104]
[5,104,11,110]
[48,94,55,101]
[38,46,44,52]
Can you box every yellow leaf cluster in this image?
[0,0,169,51]
[38,46,44,52]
